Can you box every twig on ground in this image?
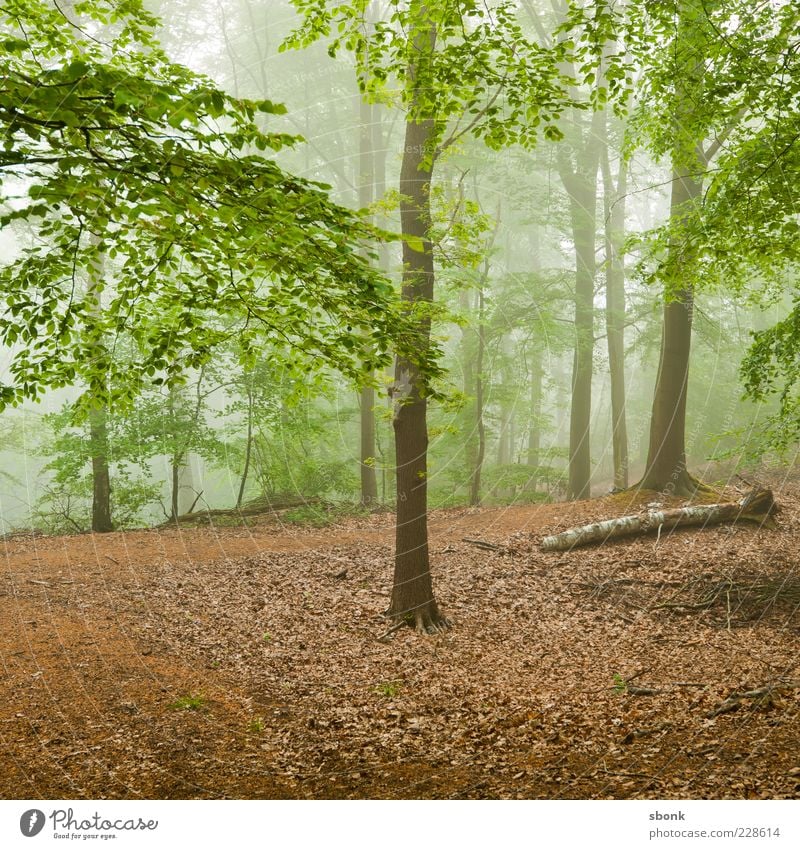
[462,537,503,551]
[621,722,671,744]
[377,621,407,643]
[708,681,800,717]
[626,685,663,696]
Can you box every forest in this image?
[1,0,799,805]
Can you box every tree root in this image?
[382,604,451,636]
[410,608,451,635]
[628,470,720,499]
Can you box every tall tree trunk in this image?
[468,211,498,506]
[359,384,378,504]
[358,94,379,506]
[171,460,180,520]
[167,387,182,520]
[565,176,597,500]
[639,0,707,495]
[90,409,112,532]
[177,454,196,515]
[469,284,486,507]
[236,375,254,508]
[459,289,478,497]
[387,98,447,632]
[602,145,629,491]
[639,165,703,494]
[557,105,603,502]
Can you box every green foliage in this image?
[374,680,402,698]
[283,0,575,151]
[283,502,369,527]
[621,1,800,297]
[168,693,207,711]
[252,428,357,501]
[248,716,265,733]
[33,406,160,533]
[740,299,800,453]
[0,0,433,415]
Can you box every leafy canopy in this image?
[282,0,577,149]
[0,0,424,414]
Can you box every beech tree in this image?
[285,0,573,631]
[621,0,800,493]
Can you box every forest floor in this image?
[1,484,799,800]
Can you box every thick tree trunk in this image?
[387,107,447,633]
[602,147,629,491]
[556,105,603,501]
[171,459,180,520]
[639,164,703,495]
[459,289,477,498]
[87,242,112,533]
[359,384,378,505]
[541,488,776,552]
[639,0,708,496]
[177,453,197,515]
[236,384,254,508]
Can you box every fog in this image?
[2,0,796,534]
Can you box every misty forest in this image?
[1,0,799,801]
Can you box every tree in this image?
[522,0,610,500]
[0,0,420,424]
[357,93,380,506]
[285,0,572,631]
[625,0,800,493]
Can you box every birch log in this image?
[540,488,776,552]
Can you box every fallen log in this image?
[159,495,324,526]
[540,487,776,552]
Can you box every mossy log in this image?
[541,487,776,552]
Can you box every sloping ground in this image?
[1,488,798,799]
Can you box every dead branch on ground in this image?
[541,487,777,552]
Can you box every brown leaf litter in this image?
[1,486,798,799]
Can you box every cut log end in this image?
[740,486,777,517]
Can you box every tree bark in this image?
[601,142,629,491]
[557,103,603,502]
[236,380,254,508]
[90,409,112,533]
[469,284,486,507]
[87,241,113,533]
[639,165,704,495]
[357,94,379,506]
[526,348,543,491]
[639,0,707,496]
[565,174,597,500]
[387,24,447,630]
[171,458,180,521]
